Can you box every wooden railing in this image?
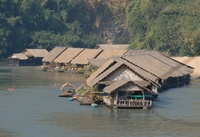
[117,99,152,108]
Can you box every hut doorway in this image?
[118,91,126,100]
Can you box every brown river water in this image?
[0,62,200,137]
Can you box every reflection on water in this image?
[0,63,200,137]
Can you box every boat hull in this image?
[59,92,73,97]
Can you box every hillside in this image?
[0,0,200,58]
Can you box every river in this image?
[0,63,200,137]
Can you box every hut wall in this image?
[9,59,28,66]
[9,59,19,66]
[33,58,43,65]
[19,60,28,66]
[161,75,190,90]
[104,66,142,81]
[24,57,43,66]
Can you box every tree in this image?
[126,0,200,56]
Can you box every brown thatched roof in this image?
[96,49,128,59]
[87,58,159,87]
[71,49,102,65]
[87,51,194,88]
[87,59,116,86]
[89,62,123,87]
[42,47,67,62]
[54,48,84,63]
[95,44,129,50]
[23,49,49,58]
[7,53,28,60]
[153,54,194,74]
[123,51,194,79]
[88,58,110,67]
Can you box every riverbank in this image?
[172,56,200,79]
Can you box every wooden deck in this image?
[116,99,152,109]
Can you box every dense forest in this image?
[0,0,200,59]
[127,0,200,56]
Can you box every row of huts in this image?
[7,44,129,66]
[8,44,194,109]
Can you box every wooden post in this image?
[142,91,145,107]
[116,90,118,105]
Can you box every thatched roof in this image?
[71,49,102,65]
[86,51,194,87]
[125,50,157,55]
[7,53,28,60]
[87,59,116,86]
[87,58,159,87]
[88,58,110,67]
[123,51,194,79]
[96,49,128,59]
[54,48,84,63]
[42,47,67,62]
[95,44,129,50]
[88,61,123,87]
[23,49,49,58]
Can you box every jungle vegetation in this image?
[127,0,200,56]
[0,0,200,58]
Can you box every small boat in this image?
[59,92,73,97]
[68,97,74,101]
[91,103,98,108]
[59,82,76,97]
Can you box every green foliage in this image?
[0,0,103,58]
[1,0,200,58]
[113,4,125,25]
[127,0,200,56]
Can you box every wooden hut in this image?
[22,49,49,65]
[86,51,194,108]
[123,50,194,89]
[87,57,160,94]
[102,80,157,109]
[54,48,84,64]
[71,49,102,65]
[7,53,28,66]
[42,46,67,64]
